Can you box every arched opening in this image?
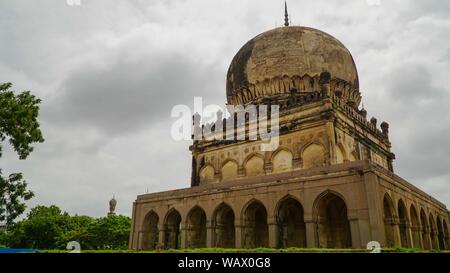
[420,209,430,249]
[276,197,306,248]
[436,217,446,250]
[429,215,438,249]
[141,211,159,250]
[242,200,269,248]
[410,205,421,248]
[443,220,449,250]
[382,194,396,247]
[302,143,325,169]
[272,150,293,173]
[212,203,235,248]
[245,155,265,177]
[186,206,207,248]
[397,200,408,247]
[221,161,238,181]
[164,209,181,249]
[199,165,215,184]
[315,192,352,248]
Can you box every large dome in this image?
[226,26,359,105]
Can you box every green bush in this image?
[2,205,130,250]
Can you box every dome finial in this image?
[284,1,289,27]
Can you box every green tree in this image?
[6,205,72,249]
[3,205,131,250]
[85,215,131,250]
[0,82,44,226]
[55,215,94,249]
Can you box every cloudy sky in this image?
[1,0,449,218]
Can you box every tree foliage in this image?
[0,82,44,226]
[1,205,131,250]
[0,82,44,159]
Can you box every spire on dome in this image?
[284,1,289,27]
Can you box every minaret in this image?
[284,1,289,27]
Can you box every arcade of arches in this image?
[134,185,450,250]
[198,144,340,185]
[382,194,449,250]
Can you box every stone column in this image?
[405,221,414,248]
[357,217,372,248]
[268,218,278,248]
[363,171,386,245]
[206,221,213,248]
[431,231,439,249]
[305,219,317,248]
[424,227,432,250]
[235,224,243,248]
[264,161,273,175]
[237,167,245,178]
[135,230,143,250]
[349,218,362,249]
[392,217,402,247]
[214,172,221,182]
[292,156,301,169]
[417,224,424,249]
[158,224,165,249]
[409,224,420,248]
[180,224,187,249]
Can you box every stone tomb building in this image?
[129,25,450,250]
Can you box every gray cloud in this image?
[1,0,450,218]
[387,64,444,103]
[46,51,223,135]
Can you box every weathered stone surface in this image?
[226,26,359,104]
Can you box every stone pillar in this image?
[425,227,432,250]
[158,224,165,249]
[264,160,273,174]
[363,171,386,245]
[235,224,243,248]
[237,167,245,178]
[268,218,278,248]
[214,172,221,182]
[431,232,439,249]
[135,230,142,250]
[417,224,424,249]
[180,224,187,249]
[349,218,362,249]
[305,220,317,248]
[292,157,301,169]
[357,217,372,248]
[206,221,213,248]
[393,217,402,247]
[405,221,414,248]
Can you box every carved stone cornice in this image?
[227,73,361,108]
